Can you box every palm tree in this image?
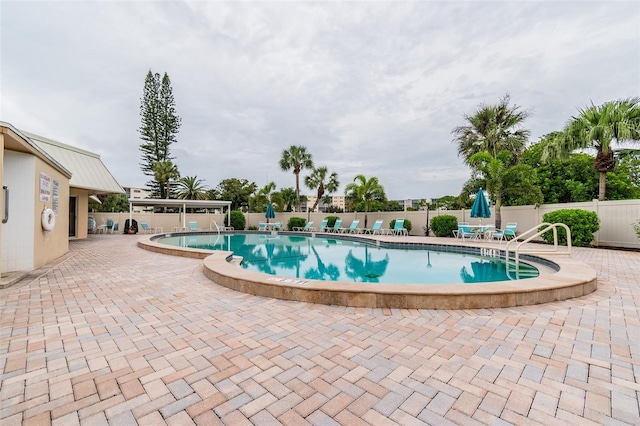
[468,152,508,230]
[176,176,208,200]
[250,182,276,212]
[544,98,640,201]
[344,174,385,227]
[271,187,297,212]
[304,166,339,215]
[452,94,530,165]
[279,145,314,212]
[152,160,180,199]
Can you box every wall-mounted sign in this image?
[53,180,59,212]
[39,172,51,202]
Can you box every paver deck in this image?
[1,234,639,425]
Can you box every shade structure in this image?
[470,188,491,221]
[265,203,276,223]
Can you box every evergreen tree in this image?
[139,70,181,198]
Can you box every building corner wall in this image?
[0,134,4,275]
[2,151,37,272]
[32,157,69,269]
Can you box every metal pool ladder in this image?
[505,222,572,265]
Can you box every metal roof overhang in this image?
[127,199,233,229]
[1,122,72,178]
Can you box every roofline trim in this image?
[21,130,102,159]
[1,121,73,178]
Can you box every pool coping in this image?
[137,232,597,309]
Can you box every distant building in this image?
[401,199,428,211]
[125,186,151,200]
[124,186,153,213]
[305,195,346,212]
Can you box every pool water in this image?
[158,233,539,284]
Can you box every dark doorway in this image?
[69,196,77,237]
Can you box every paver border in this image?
[137,232,597,309]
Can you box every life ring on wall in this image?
[42,208,56,231]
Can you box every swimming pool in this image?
[158,233,540,284]
[139,231,597,309]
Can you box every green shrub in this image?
[325,216,340,228]
[430,215,458,237]
[247,225,258,231]
[228,210,246,230]
[389,219,413,234]
[541,209,599,247]
[287,217,307,231]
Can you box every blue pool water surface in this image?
[158,233,539,284]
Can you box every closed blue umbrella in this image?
[265,202,276,223]
[470,188,491,222]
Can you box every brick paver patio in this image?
[1,234,639,425]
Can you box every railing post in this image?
[592,199,600,247]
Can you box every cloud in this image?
[2,1,638,200]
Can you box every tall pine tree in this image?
[139,70,181,198]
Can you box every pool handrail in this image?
[506,222,572,265]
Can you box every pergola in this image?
[127,199,233,229]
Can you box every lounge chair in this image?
[293,221,313,231]
[320,219,333,232]
[258,222,267,231]
[362,219,384,234]
[492,223,517,242]
[188,221,199,232]
[391,219,408,236]
[339,220,360,234]
[310,219,328,232]
[140,222,161,234]
[214,221,234,232]
[327,219,342,233]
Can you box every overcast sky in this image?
[2,1,639,200]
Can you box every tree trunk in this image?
[295,172,300,212]
[494,197,502,231]
[598,171,606,201]
[595,150,614,201]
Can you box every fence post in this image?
[592,199,600,247]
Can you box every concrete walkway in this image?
[1,234,638,425]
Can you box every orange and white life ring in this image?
[42,208,56,231]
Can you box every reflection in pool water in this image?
[158,233,539,284]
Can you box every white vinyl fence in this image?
[90,199,640,249]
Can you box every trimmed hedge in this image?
[325,216,340,228]
[541,209,599,247]
[287,217,307,231]
[228,210,246,230]
[430,215,458,237]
